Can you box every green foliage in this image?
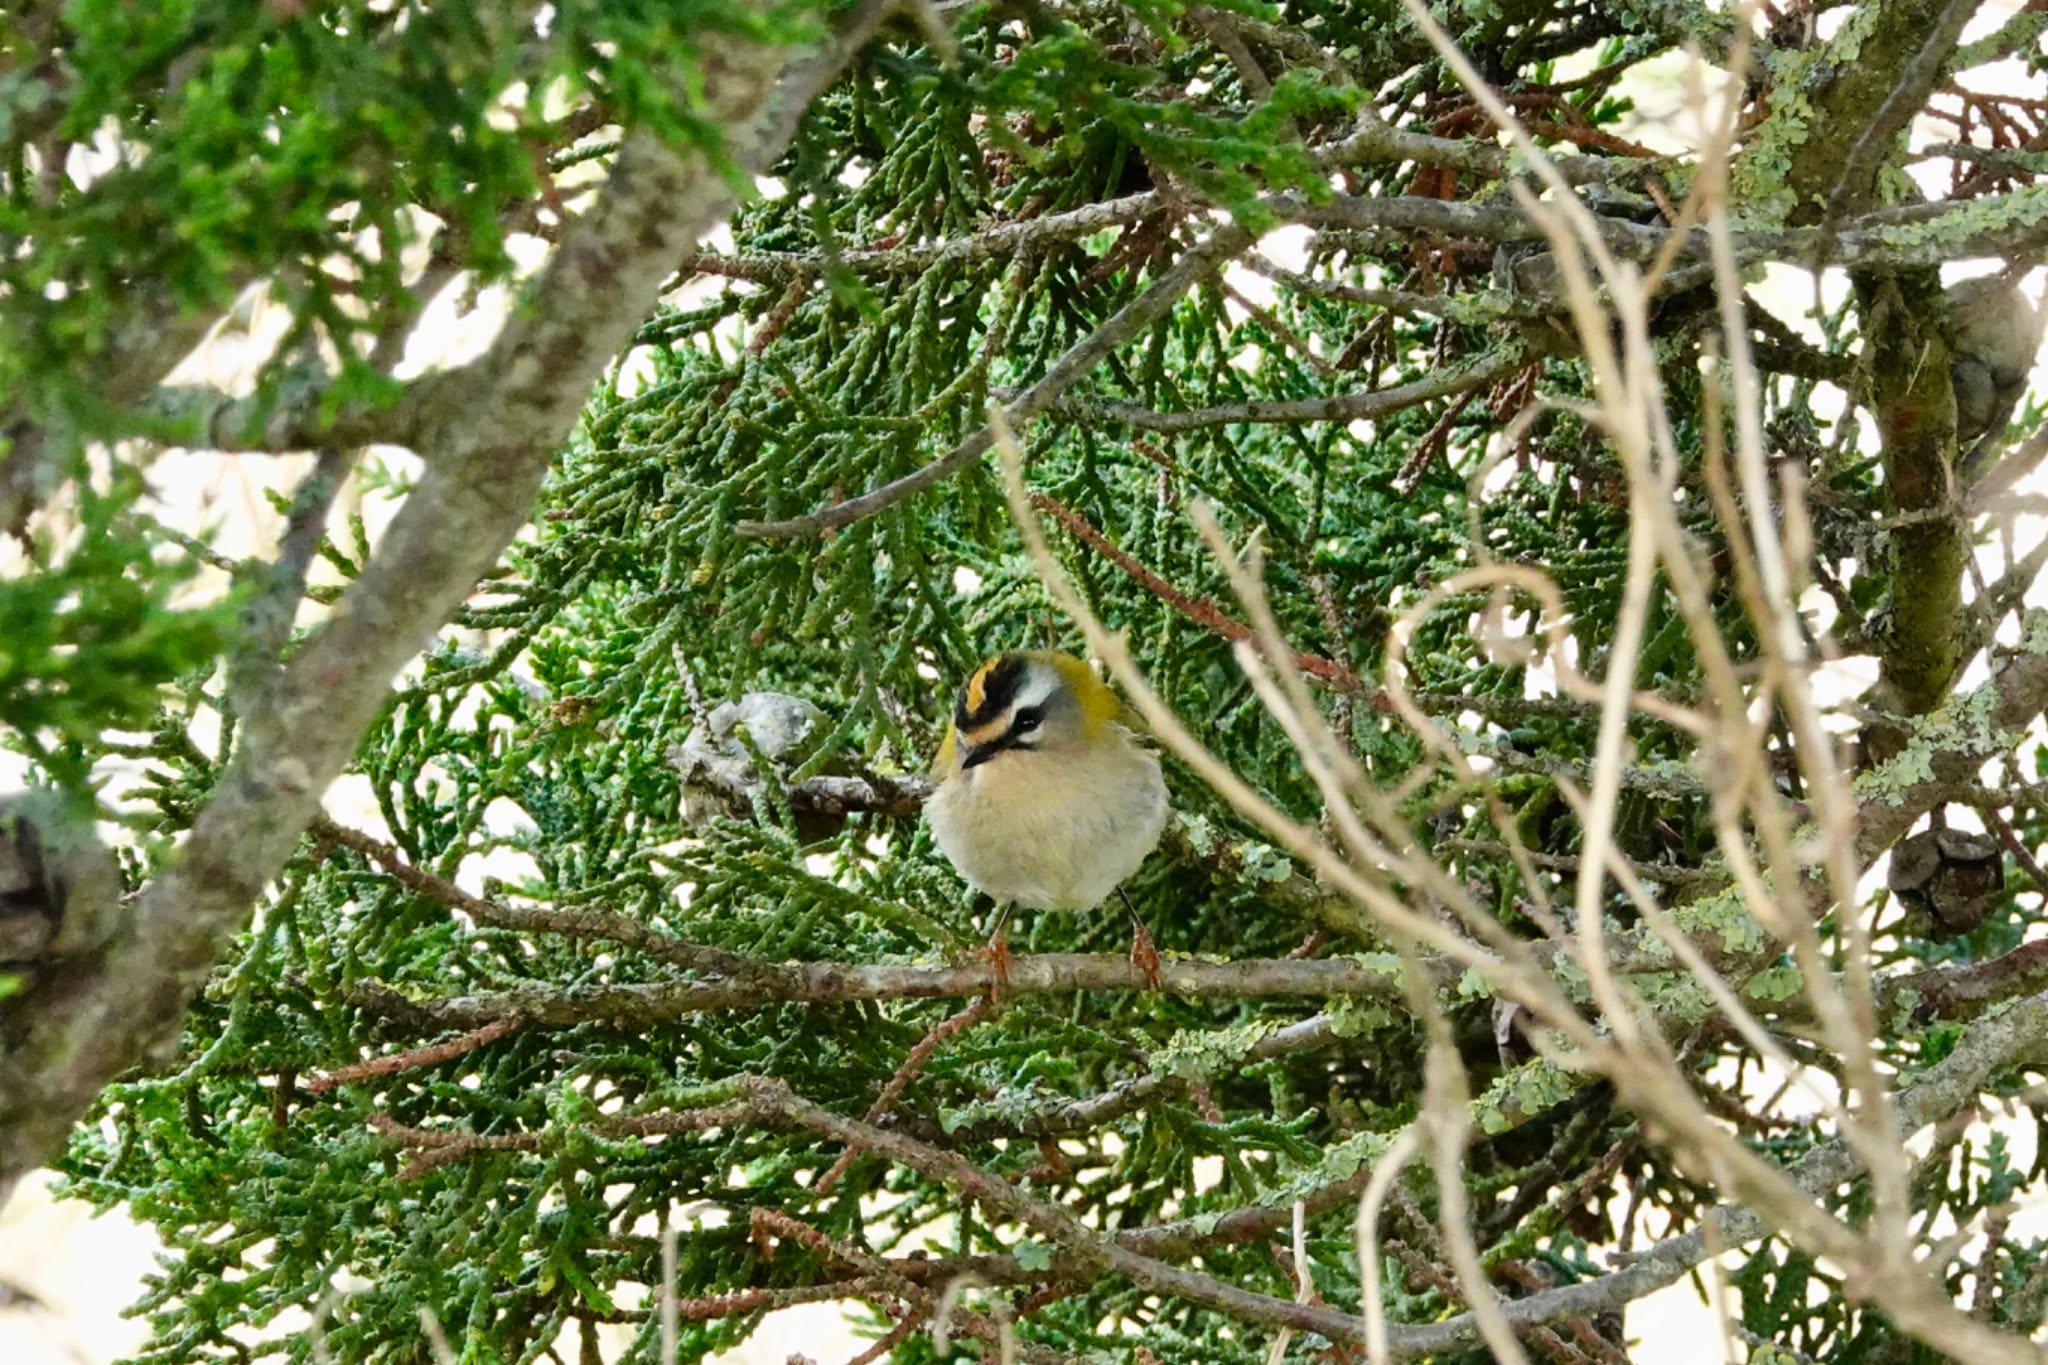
[10,0,2046,1362]
[0,466,229,789]
[0,0,815,442]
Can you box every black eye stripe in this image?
[1013,706,1044,731]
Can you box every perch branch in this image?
[349,953,1416,1032]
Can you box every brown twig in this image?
[306,1016,523,1096]
[312,816,761,978]
[367,1110,541,1179]
[1438,836,1718,889]
[663,1278,898,1323]
[747,277,811,355]
[751,1207,908,1283]
[369,1103,764,1179]
[1393,385,1484,491]
[1523,119,1662,161]
[1028,491,1366,694]
[841,1310,927,1365]
[818,996,996,1194]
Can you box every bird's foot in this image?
[975,913,1013,1003]
[1129,916,1163,992]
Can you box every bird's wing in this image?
[1114,698,1159,744]
[930,722,959,779]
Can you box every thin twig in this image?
[306,1016,523,1096]
[818,996,995,1193]
[1029,492,1365,693]
[312,817,762,978]
[735,220,1255,538]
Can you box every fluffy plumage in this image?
[926,651,1167,910]
[1950,274,2045,478]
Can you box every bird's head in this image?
[936,651,1121,775]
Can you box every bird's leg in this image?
[980,901,1014,1001]
[1119,888,1162,992]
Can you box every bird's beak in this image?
[961,741,1000,770]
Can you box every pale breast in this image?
[926,740,1166,910]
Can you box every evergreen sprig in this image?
[2,0,2043,1361]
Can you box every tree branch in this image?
[1879,941,2048,1026]
[335,620,2048,1050]
[732,219,1256,538]
[0,7,890,1202]
[1852,621,2048,857]
[305,1016,523,1096]
[1392,986,2048,1357]
[673,105,1651,288]
[1282,186,2048,275]
[730,182,2048,541]
[1037,348,1525,433]
[384,989,2048,1363]
[311,817,765,978]
[678,192,1162,281]
[142,372,420,455]
[346,953,1409,1034]
[1815,0,1983,233]
[356,977,2048,1359]
[227,447,360,713]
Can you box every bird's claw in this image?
[977,918,1012,1002]
[1130,917,1163,992]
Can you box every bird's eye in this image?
[1013,706,1044,732]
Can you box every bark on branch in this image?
[364,993,2048,1360]
[347,953,1410,1033]
[1769,0,1986,717]
[0,4,894,1203]
[1395,986,2048,1357]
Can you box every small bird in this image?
[1950,272,2044,483]
[925,651,1169,985]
